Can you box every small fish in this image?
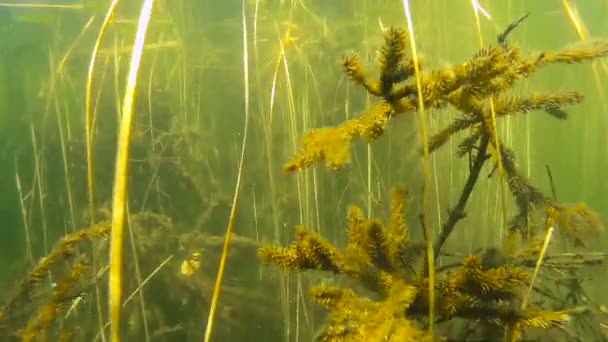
[180,251,202,277]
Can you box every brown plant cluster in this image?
[259,188,594,341]
[283,19,606,252]
[263,18,608,341]
[0,222,110,341]
[284,20,607,248]
[284,24,608,173]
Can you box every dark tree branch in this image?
[434,134,490,256]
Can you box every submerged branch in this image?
[434,134,490,256]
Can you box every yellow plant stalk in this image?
[401,0,434,333]
[204,0,251,340]
[86,5,120,340]
[86,0,120,238]
[109,0,155,341]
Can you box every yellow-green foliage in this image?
[284,28,608,173]
[262,24,608,341]
[283,24,605,247]
[259,188,573,340]
[311,281,432,342]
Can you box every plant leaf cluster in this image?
[284,25,608,173]
[260,188,574,340]
[263,19,608,341]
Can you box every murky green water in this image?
[0,1,606,341]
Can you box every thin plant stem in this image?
[29,125,48,258]
[93,255,173,342]
[204,1,250,340]
[14,159,34,267]
[126,206,150,342]
[48,52,77,234]
[401,0,435,333]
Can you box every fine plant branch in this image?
[498,12,531,47]
[434,133,490,256]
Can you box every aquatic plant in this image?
[260,16,608,341]
[259,188,586,340]
[0,115,277,341]
[0,222,110,341]
[0,211,283,341]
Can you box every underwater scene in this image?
[0,0,607,341]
